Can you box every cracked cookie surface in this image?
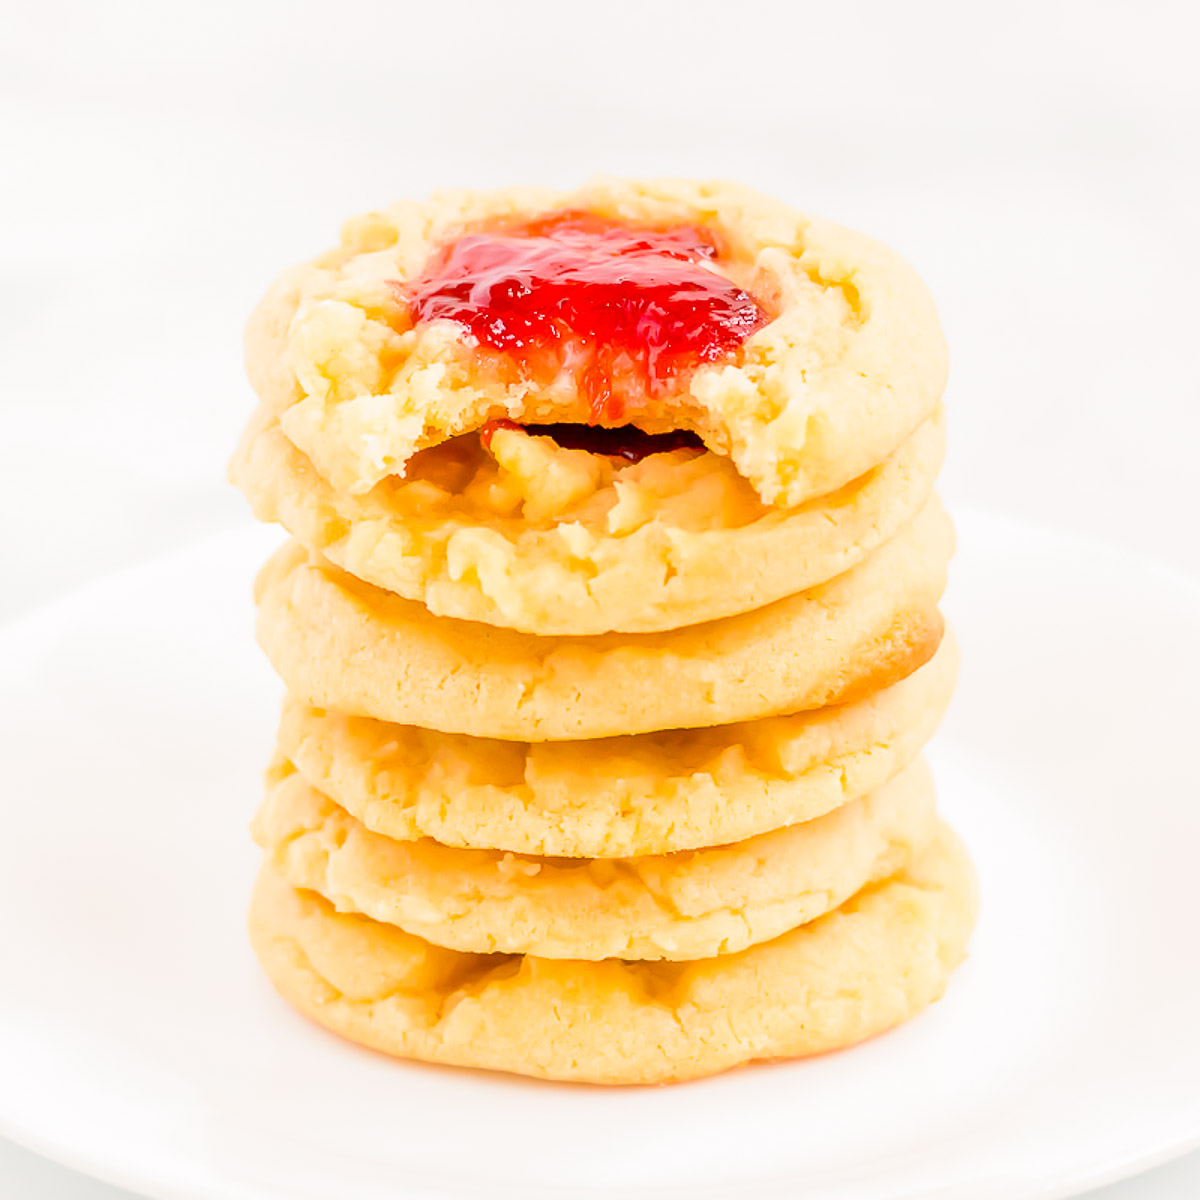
[253,759,936,961]
[254,501,951,740]
[248,822,975,1084]
[276,633,956,857]
[232,405,944,635]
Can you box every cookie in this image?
[277,633,957,858]
[243,178,947,508]
[253,758,936,961]
[254,501,951,740]
[231,405,944,635]
[248,822,975,1084]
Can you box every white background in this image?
[2,0,1198,1196]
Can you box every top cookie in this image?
[245,178,947,509]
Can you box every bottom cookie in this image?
[248,823,976,1084]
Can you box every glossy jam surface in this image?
[401,211,767,421]
[481,419,704,463]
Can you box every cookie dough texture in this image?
[255,501,951,741]
[231,404,945,635]
[277,633,957,858]
[242,177,948,508]
[248,823,975,1084]
[253,758,936,961]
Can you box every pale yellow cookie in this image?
[231,404,944,635]
[254,758,936,961]
[278,633,957,858]
[254,501,951,740]
[248,822,975,1084]
[244,178,947,508]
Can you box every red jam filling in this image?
[398,211,767,422]
[481,419,704,464]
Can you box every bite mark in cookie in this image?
[250,179,947,504]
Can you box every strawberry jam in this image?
[481,418,704,463]
[400,211,767,421]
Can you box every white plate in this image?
[1,511,1198,1200]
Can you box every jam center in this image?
[399,211,767,421]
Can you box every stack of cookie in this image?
[231,179,976,1084]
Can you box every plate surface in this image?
[1,511,1198,1200]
